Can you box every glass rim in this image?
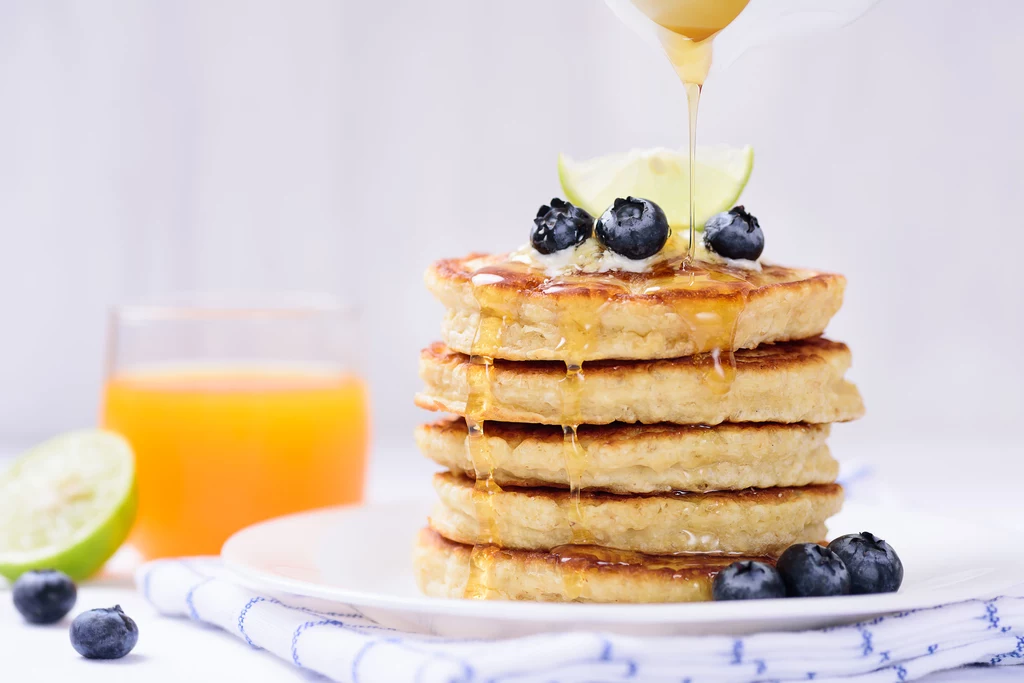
[111,291,358,323]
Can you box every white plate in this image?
[221,500,1024,638]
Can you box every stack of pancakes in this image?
[413,253,864,603]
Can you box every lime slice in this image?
[558,145,754,230]
[0,430,137,582]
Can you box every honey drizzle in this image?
[543,279,596,541]
[463,543,501,600]
[554,264,749,598]
[559,363,594,598]
[671,265,745,393]
[552,545,765,569]
[461,272,509,599]
[541,274,603,598]
[560,362,599,599]
[559,357,591,535]
[458,250,757,599]
[684,81,701,261]
[628,0,751,261]
[552,544,773,597]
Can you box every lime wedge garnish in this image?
[0,430,137,581]
[558,145,754,230]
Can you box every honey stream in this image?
[461,272,507,599]
[630,0,751,260]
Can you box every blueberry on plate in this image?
[776,543,851,598]
[703,206,764,261]
[595,197,670,260]
[70,605,139,660]
[828,532,904,594]
[712,560,786,601]
[12,569,77,624]
[531,198,594,255]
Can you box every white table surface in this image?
[2,437,1023,682]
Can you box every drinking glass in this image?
[100,295,368,559]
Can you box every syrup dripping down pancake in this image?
[427,253,846,362]
[413,528,778,603]
[417,418,837,494]
[428,472,843,557]
[416,337,864,426]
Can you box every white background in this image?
[1,0,1022,453]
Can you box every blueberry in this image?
[776,543,851,598]
[531,198,594,255]
[12,569,77,624]
[595,197,670,260]
[703,206,764,260]
[712,560,786,601]
[70,605,139,660]
[828,532,904,595]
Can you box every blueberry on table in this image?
[531,198,594,255]
[703,206,764,261]
[70,605,139,660]
[828,532,904,595]
[12,569,77,624]
[776,543,851,598]
[712,560,786,601]
[595,197,670,260]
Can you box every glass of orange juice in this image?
[100,295,368,559]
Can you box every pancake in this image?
[416,418,837,494]
[429,472,842,556]
[426,253,846,362]
[413,528,774,603]
[416,338,864,426]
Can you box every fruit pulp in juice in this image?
[101,365,369,559]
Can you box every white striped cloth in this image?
[137,558,1024,683]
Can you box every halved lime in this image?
[0,430,137,582]
[558,145,754,230]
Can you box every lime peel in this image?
[0,430,137,581]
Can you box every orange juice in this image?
[101,365,368,558]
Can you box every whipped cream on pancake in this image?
[509,230,761,277]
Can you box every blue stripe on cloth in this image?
[286,615,475,681]
[142,564,155,603]
[351,639,382,683]
[731,639,743,665]
[292,619,346,667]
[858,625,874,656]
[237,597,268,649]
[990,636,1024,665]
[625,657,637,677]
[185,577,213,621]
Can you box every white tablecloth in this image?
[2,439,1022,682]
